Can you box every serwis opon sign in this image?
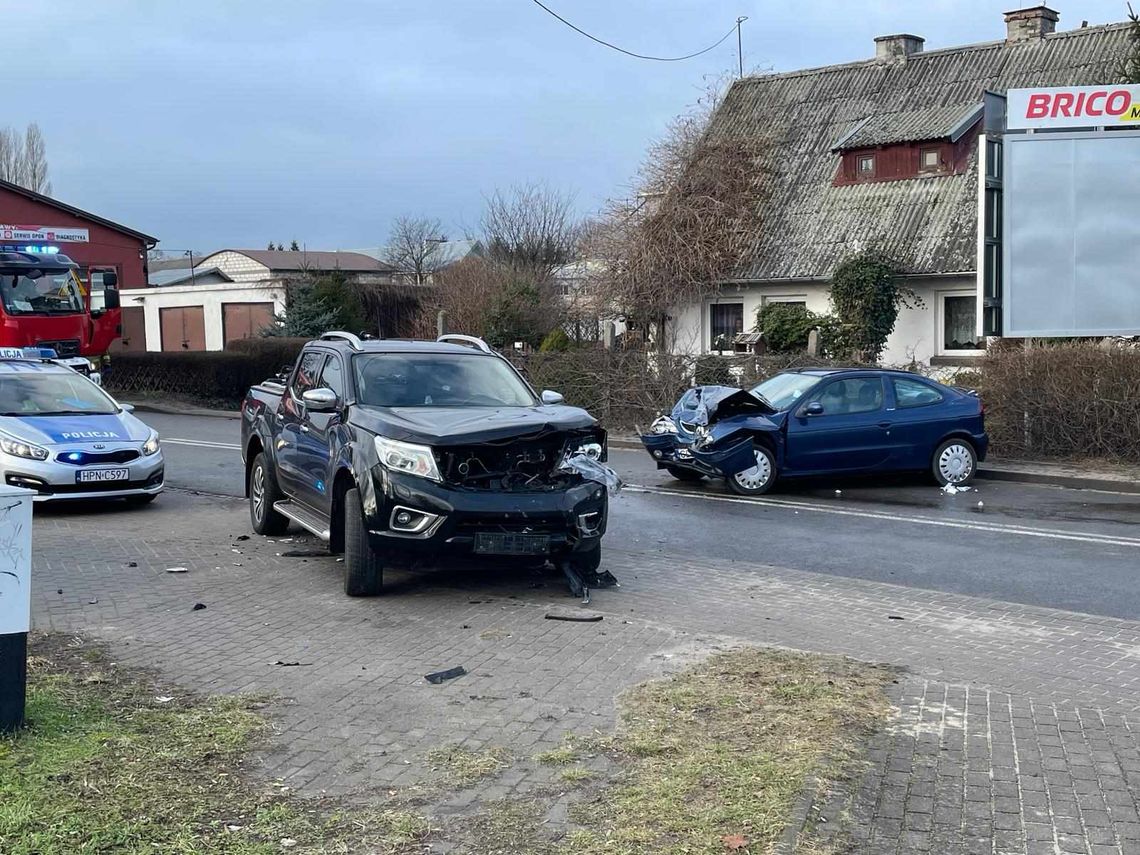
[1007,85,1140,130]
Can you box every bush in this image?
[980,342,1140,462]
[828,251,919,362]
[105,349,298,408]
[694,355,735,386]
[754,303,818,353]
[539,327,572,352]
[226,336,309,373]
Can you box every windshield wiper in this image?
[26,410,109,416]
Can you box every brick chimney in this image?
[874,34,925,60]
[1004,6,1059,42]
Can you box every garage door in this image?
[160,306,206,351]
[222,302,276,346]
[114,306,147,352]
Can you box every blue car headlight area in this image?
[142,431,161,456]
[0,435,49,461]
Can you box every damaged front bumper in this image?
[369,468,609,559]
[640,428,756,479]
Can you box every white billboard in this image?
[1003,130,1140,338]
[0,224,90,243]
[0,489,33,636]
[1007,85,1140,130]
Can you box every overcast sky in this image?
[5,1,1129,253]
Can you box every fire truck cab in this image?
[0,249,121,373]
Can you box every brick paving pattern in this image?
[30,491,1140,853]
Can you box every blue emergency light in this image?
[20,245,60,254]
[0,347,59,360]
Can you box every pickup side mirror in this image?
[301,387,338,412]
[799,401,824,417]
[541,390,564,405]
[102,287,121,310]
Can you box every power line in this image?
[529,0,737,62]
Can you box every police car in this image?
[0,347,163,503]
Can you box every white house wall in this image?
[673,275,979,367]
[127,283,285,351]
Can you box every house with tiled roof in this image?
[672,6,1131,366]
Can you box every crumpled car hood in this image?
[354,404,598,445]
[672,385,776,427]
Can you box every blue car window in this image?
[893,377,943,409]
[813,378,883,415]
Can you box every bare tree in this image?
[383,216,448,284]
[591,78,768,350]
[0,122,51,194]
[481,183,580,279]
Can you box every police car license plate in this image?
[77,468,130,484]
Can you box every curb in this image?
[608,437,1138,494]
[128,401,240,420]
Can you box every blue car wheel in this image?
[932,439,977,486]
[727,445,776,496]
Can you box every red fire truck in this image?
[0,249,121,375]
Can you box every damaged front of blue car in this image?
[641,385,786,494]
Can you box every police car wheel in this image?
[250,453,289,536]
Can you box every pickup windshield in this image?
[353,353,538,408]
[0,371,118,416]
[0,271,84,315]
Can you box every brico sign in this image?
[1007,85,1140,130]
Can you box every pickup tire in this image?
[249,452,290,536]
[343,487,383,596]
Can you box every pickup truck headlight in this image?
[142,431,161,456]
[0,435,49,461]
[374,437,441,482]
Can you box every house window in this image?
[857,154,876,177]
[940,295,984,354]
[920,148,941,172]
[709,303,743,351]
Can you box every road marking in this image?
[163,437,241,451]
[625,483,1140,549]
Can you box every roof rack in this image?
[320,331,363,350]
[436,334,492,354]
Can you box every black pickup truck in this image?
[240,332,616,596]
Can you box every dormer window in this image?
[858,154,876,177]
[920,147,941,172]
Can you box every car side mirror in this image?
[119,402,134,413]
[302,387,338,412]
[541,390,565,405]
[102,286,121,310]
[800,401,824,417]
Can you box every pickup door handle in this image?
[877,422,892,429]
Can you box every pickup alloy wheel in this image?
[727,445,777,496]
[250,452,289,535]
[343,487,383,596]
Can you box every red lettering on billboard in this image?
[1026,93,1050,119]
[1106,90,1131,116]
[1052,92,1075,117]
[1087,91,1106,116]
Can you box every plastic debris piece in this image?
[281,550,326,558]
[557,452,623,495]
[155,696,175,704]
[941,483,971,495]
[977,501,985,509]
[56,588,63,595]
[226,825,243,832]
[424,666,467,684]
[834,489,842,496]
[165,567,188,574]
[234,535,250,541]
[87,598,98,605]
[280,840,297,849]
[127,561,138,568]
[546,610,603,622]
[887,615,905,621]
[192,602,207,611]
[270,660,311,667]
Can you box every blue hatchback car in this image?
[641,369,988,496]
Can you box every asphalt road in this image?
[139,411,1140,621]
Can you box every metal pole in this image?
[736,16,748,78]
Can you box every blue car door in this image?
[276,350,327,501]
[784,376,893,473]
[886,376,953,470]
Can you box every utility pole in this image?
[736,16,748,79]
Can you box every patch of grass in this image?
[559,766,593,784]
[561,648,892,855]
[426,745,510,787]
[0,637,429,855]
[535,744,579,766]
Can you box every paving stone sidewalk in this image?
[29,493,1140,853]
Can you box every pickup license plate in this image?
[77,468,130,484]
[474,533,551,556]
